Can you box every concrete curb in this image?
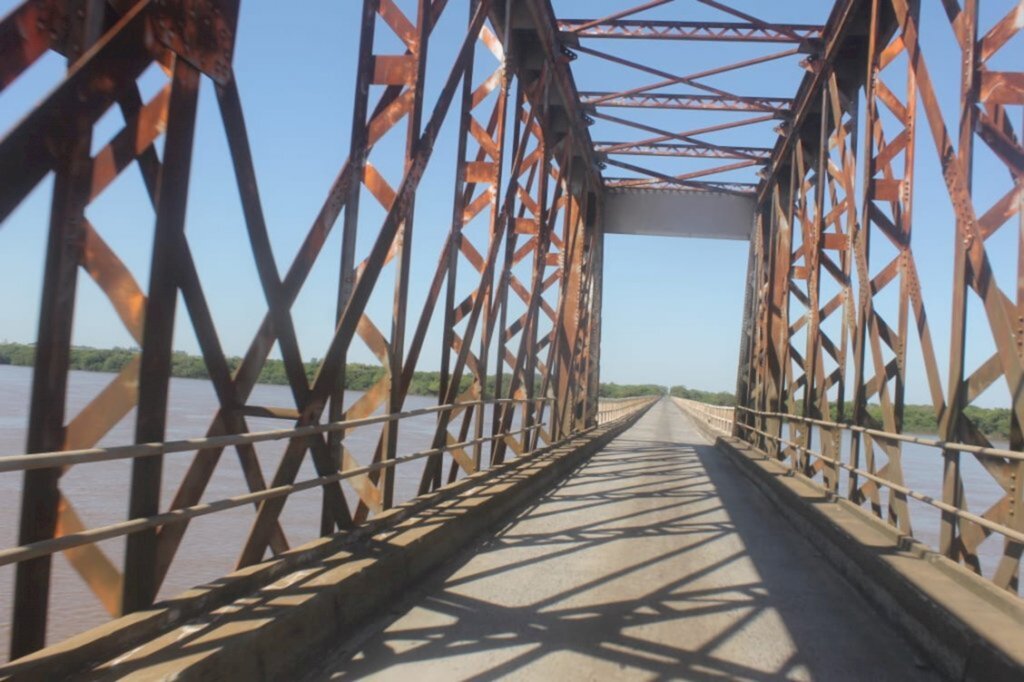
[713,436,1024,682]
[1,405,652,681]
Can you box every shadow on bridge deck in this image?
[302,400,936,681]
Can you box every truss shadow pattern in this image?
[304,402,936,681]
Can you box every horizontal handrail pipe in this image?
[731,405,1024,560]
[671,397,735,436]
[683,397,1024,676]
[725,403,1024,679]
[596,396,659,424]
[734,405,1024,463]
[0,398,553,473]
[733,421,1024,547]
[0,424,544,569]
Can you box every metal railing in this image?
[733,406,1024,590]
[596,396,658,424]
[672,398,735,436]
[0,397,555,645]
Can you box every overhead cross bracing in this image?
[553,0,828,199]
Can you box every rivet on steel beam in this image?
[799,55,820,73]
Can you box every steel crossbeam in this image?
[580,91,792,114]
[558,19,823,43]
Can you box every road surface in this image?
[304,399,935,681]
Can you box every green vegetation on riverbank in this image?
[599,383,663,398]
[670,385,736,406]
[0,343,644,401]
[847,403,1012,441]
[0,342,468,396]
[1,343,1012,438]
[598,383,737,404]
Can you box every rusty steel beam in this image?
[9,0,106,656]
[419,5,516,494]
[3,0,1021,663]
[489,73,556,466]
[558,1,814,195]
[0,0,609,660]
[735,0,1024,595]
[604,156,760,195]
[595,141,772,160]
[558,18,823,44]
[509,0,604,188]
[755,0,862,205]
[604,177,757,194]
[576,42,801,106]
[580,91,792,114]
[234,0,491,569]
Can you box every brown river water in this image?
[0,365,1012,659]
[0,364,499,660]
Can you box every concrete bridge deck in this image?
[303,400,935,681]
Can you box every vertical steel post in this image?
[938,0,977,560]
[124,58,201,614]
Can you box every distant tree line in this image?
[0,342,480,396]
[1,343,620,402]
[598,383,736,406]
[670,385,736,406]
[599,383,664,398]
[0,342,1012,438]
[832,403,1013,441]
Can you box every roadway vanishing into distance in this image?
[303,401,936,681]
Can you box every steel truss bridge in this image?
[0,0,1021,677]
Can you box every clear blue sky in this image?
[0,0,1019,407]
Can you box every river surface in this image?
[0,365,1013,659]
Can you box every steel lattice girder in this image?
[2,0,1022,663]
[735,0,1024,595]
[595,141,772,160]
[557,19,823,44]
[603,178,758,193]
[0,0,604,659]
[556,1,822,206]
